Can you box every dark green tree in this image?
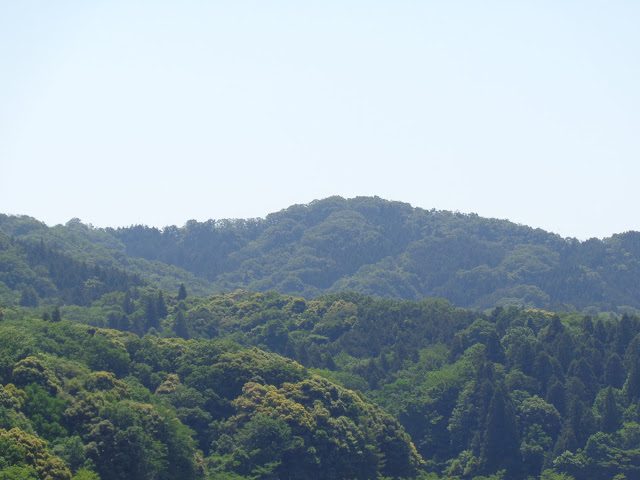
[51,306,61,323]
[624,356,640,402]
[177,283,187,301]
[156,291,168,319]
[624,334,640,371]
[545,379,566,416]
[480,385,520,476]
[551,424,578,459]
[19,286,38,307]
[604,353,626,389]
[122,290,135,315]
[485,329,506,364]
[144,295,158,331]
[594,319,608,342]
[174,310,189,340]
[600,387,621,434]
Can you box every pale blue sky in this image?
[1,1,639,239]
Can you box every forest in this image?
[2,197,640,479]
[3,196,640,314]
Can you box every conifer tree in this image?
[581,315,594,335]
[594,319,608,342]
[601,387,621,434]
[144,295,158,330]
[624,357,640,403]
[174,310,188,340]
[19,286,38,307]
[552,424,578,459]
[624,334,640,370]
[485,329,506,364]
[546,380,567,416]
[480,385,520,476]
[122,290,135,315]
[604,353,626,389]
[177,283,187,301]
[156,291,168,318]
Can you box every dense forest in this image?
[4,196,640,313]
[2,197,640,479]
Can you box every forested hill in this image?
[4,196,640,313]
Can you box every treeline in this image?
[5,197,640,312]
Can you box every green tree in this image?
[624,357,640,402]
[600,387,621,434]
[177,284,187,301]
[604,353,626,389]
[174,310,189,340]
[480,385,520,476]
[19,287,38,307]
[144,295,158,331]
[156,291,168,319]
[485,330,506,364]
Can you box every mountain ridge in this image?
[3,196,640,313]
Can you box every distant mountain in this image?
[3,196,640,313]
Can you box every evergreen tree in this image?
[552,424,578,459]
[624,334,640,371]
[534,351,556,390]
[554,333,574,372]
[51,306,61,322]
[19,286,38,307]
[480,385,520,476]
[144,295,158,330]
[177,283,187,301]
[485,329,506,364]
[604,353,626,389]
[546,379,567,416]
[594,319,608,342]
[156,291,168,318]
[624,357,640,403]
[284,339,295,359]
[581,315,594,335]
[122,290,135,315]
[615,314,635,355]
[601,387,621,434]
[323,353,337,370]
[567,358,597,397]
[545,315,565,342]
[296,344,310,365]
[174,310,189,340]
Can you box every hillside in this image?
[4,196,640,313]
[3,196,640,478]
[0,310,421,480]
[3,288,640,479]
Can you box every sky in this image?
[1,1,639,240]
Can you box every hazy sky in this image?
[1,1,639,240]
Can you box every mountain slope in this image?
[110,196,640,312]
[4,196,640,312]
